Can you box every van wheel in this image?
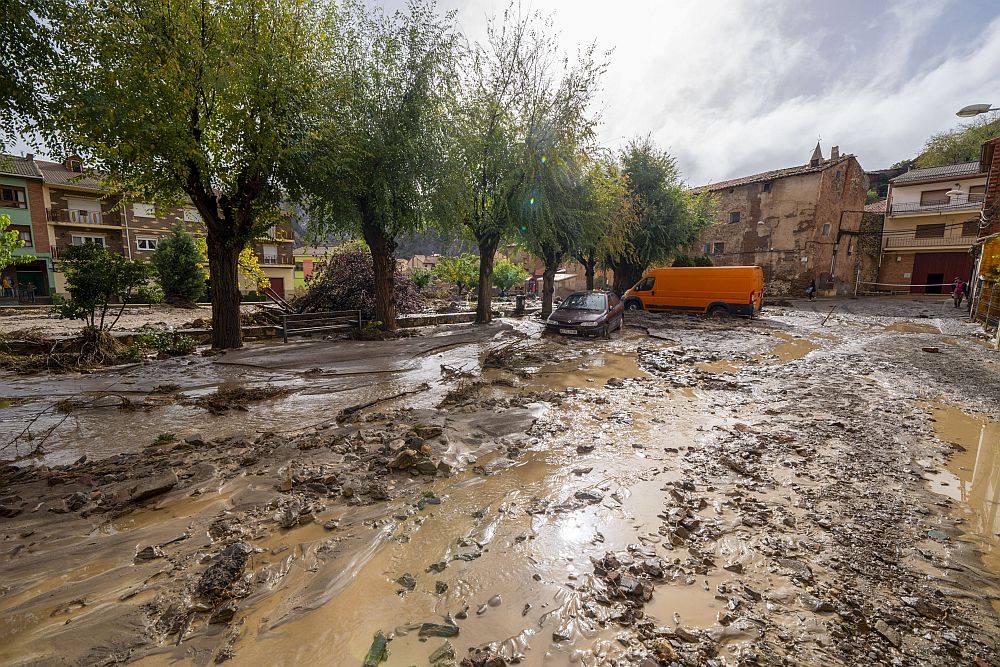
[626,301,642,311]
[708,305,730,319]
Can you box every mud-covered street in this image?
[1,298,998,667]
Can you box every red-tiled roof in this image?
[34,159,105,191]
[0,155,43,179]
[689,155,853,194]
[864,199,887,214]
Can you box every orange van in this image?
[622,266,764,317]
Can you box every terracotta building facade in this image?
[1,154,295,301]
[688,144,869,296]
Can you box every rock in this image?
[576,444,595,454]
[323,519,340,530]
[389,449,419,470]
[197,542,253,598]
[306,482,329,495]
[113,470,178,503]
[274,504,301,529]
[777,558,813,582]
[427,561,448,573]
[874,619,902,648]
[185,434,206,447]
[413,425,443,439]
[429,641,456,665]
[396,573,416,591]
[0,504,22,517]
[674,627,700,643]
[574,489,604,503]
[362,630,389,667]
[415,458,438,475]
[437,461,453,475]
[368,482,389,501]
[799,593,834,613]
[209,600,239,624]
[135,545,165,561]
[617,575,653,601]
[435,580,448,594]
[921,347,940,353]
[341,485,355,499]
[65,491,89,511]
[419,622,459,638]
[723,561,744,574]
[572,467,593,475]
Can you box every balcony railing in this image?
[883,228,980,250]
[47,207,117,225]
[261,254,292,265]
[888,193,985,216]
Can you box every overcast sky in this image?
[10,1,1000,187]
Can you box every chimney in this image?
[25,153,34,161]
[831,145,840,160]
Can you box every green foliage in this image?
[44,0,325,348]
[492,258,528,294]
[293,0,460,329]
[434,254,480,295]
[154,432,176,444]
[672,255,713,267]
[0,214,35,270]
[0,0,58,142]
[608,137,715,293]
[53,242,157,330]
[133,327,197,356]
[865,188,880,204]
[410,267,433,290]
[915,113,1000,168]
[153,225,205,304]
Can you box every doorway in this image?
[925,273,944,294]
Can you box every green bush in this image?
[153,224,205,304]
[411,267,433,290]
[134,327,197,356]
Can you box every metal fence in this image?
[972,280,1000,334]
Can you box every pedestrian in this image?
[1,276,11,299]
[952,277,965,308]
[806,279,816,301]
[26,282,36,304]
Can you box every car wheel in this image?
[708,305,729,319]
[626,301,641,311]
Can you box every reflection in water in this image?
[925,405,1000,577]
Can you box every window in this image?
[703,243,711,254]
[71,234,106,247]
[267,224,278,239]
[914,224,945,238]
[66,197,102,224]
[919,189,949,206]
[558,293,606,311]
[762,182,771,192]
[133,203,156,218]
[969,185,986,202]
[821,223,831,236]
[262,244,278,264]
[294,262,304,271]
[961,220,980,237]
[713,242,725,254]
[183,208,203,223]
[0,186,27,209]
[14,227,32,246]
[136,237,158,250]
[729,211,741,224]
[635,277,655,291]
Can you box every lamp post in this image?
[956,104,996,117]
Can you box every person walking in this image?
[1,276,12,299]
[952,277,965,308]
[806,279,816,301]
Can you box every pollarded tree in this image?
[153,225,205,305]
[43,0,324,349]
[293,0,459,331]
[608,137,716,295]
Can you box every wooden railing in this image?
[280,310,361,343]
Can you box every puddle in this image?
[695,360,742,374]
[527,352,649,391]
[923,405,1000,580]
[757,331,819,364]
[886,322,941,334]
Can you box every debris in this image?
[362,631,389,667]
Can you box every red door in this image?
[269,277,285,298]
[910,252,973,293]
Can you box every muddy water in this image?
[758,331,819,364]
[924,405,1000,579]
[695,360,742,374]
[885,321,941,334]
[527,352,649,391]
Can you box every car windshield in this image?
[559,293,606,311]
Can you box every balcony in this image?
[261,254,293,265]
[47,207,118,226]
[888,193,985,216]
[883,227,980,250]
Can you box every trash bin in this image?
[514,294,525,316]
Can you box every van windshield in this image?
[634,277,655,291]
[559,293,606,311]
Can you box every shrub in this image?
[133,327,197,356]
[153,224,205,304]
[492,258,528,295]
[433,254,479,296]
[411,267,433,290]
[672,255,713,267]
[296,241,423,318]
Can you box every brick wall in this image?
[25,180,48,252]
[877,252,916,290]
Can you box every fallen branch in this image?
[336,383,431,422]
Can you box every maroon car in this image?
[544,290,625,337]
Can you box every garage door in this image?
[910,252,972,294]
[268,277,285,298]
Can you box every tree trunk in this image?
[207,233,243,350]
[610,259,644,296]
[541,264,556,319]
[581,255,596,290]
[361,207,397,331]
[475,233,500,324]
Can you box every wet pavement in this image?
[0,299,998,666]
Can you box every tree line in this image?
[4,0,715,349]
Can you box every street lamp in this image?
[757,219,775,250]
[956,104,996,117]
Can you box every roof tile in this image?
[689,155,853,194]
[0,155,43,179]
[889,161,982,184]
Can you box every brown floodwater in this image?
[923,404,1000,582]
[885,322,941,334]
[526,352,649,392]
[695,360,742,374]
[759,331,820,364]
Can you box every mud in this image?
[1,301,999,667]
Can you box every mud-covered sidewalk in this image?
[0,298,997,667]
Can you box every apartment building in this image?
[878,161,992,293]
[0,155,55,301]
[0,154,295,302]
